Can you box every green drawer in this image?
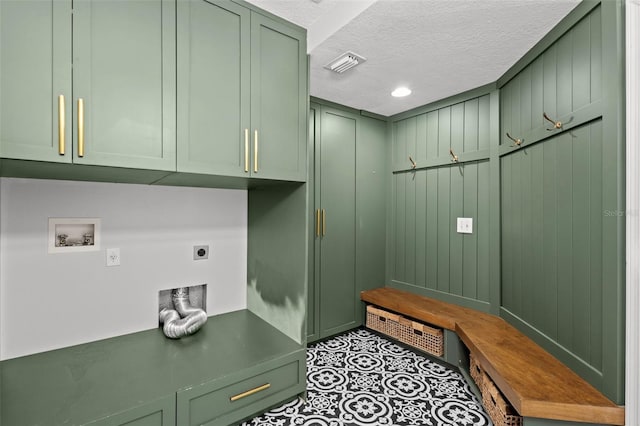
[176,350,305,426]
[85,395,176,426]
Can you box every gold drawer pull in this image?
[244,129,249,172]
[58,95,65,155]
[315,209,321,237]
[230,383,271,402]
[253,130,258,173]
[77,98,85,157]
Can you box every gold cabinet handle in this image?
[315,209,321,237]
[58,95,65,155]
[253,130,258,173]
[244,129,249,172]
[77,98,84,157]
[322,209,326,236]
[230,383,271,402]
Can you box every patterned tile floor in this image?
[241,328,492,426]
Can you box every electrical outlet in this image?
[457,217,473,234]
[193,245,209,260]
[106,248,121,266]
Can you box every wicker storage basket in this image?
[396,317,444,357]
[366,305,444,357]
[366,305,401,338]
[481,372,523,426]
[469,352,484,389]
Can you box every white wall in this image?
[627,0,639,423]
[0,178,247,360]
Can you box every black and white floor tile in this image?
[241,328,492,426]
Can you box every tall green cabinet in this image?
[308,101,387,342]
[176,0,306,182]
[0,0,176,170]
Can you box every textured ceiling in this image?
[246,0,581,117]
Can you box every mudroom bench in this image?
[1,310,306,426]
[361,287,625,426]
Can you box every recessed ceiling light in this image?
[391,87,412,97]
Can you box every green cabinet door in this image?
[318,107,357,338]
[0,0,72,162]
[85,395,176,426]
[250,12,307,181]
[176,0,250,177]
[308,103,387,342]
[175,4,306,181]
[307,103,320,341]
[72,0,176,171]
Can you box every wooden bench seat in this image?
[361,287,625,425]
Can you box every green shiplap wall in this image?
[388,0,624,404]
[392,96,491,171]
[389,94,494,311]
[501,120,605,380]
[497,1,624,403]
[500,5,602,147]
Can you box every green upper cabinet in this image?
[0,0,176,171]
[249,13,307,181]
[177,0,307,182]
[176,0,250,177]
[72,0,176,170]
[0,0,72,162]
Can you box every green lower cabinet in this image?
[85,395,176,426]
[176,351,305,426]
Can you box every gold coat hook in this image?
[409,156,417,169]
[449,148,459,163]
[543,112,562,131]
[506,132,523,147]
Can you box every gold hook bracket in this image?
[409,156,417,169]
[543,112,562,131]
[506,132,523,147]
[449,148,459,163]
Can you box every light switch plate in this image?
[457,217,473,234]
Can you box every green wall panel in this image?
[392,95,491,172]
[387,2,622,404]
[497,2,625,402]
[389,92,493,308]
[248,183,308,345]
[355,114,388,318]
[500,6,602,147]
[500,119,606,383]
[391,160,491,305]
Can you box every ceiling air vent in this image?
[324,51,366,74]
